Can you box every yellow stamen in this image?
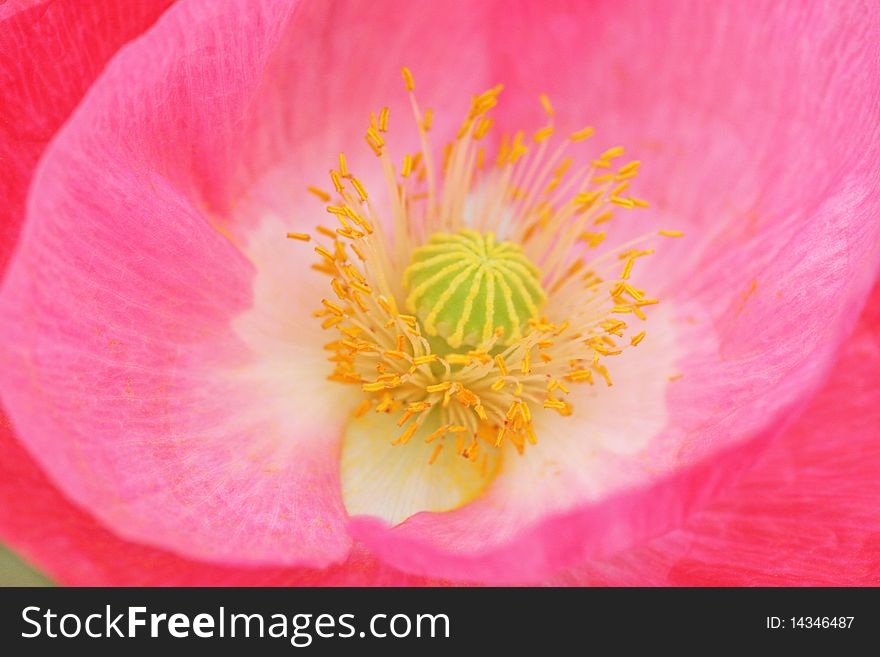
[354,400,371,418]
[570,126,595,141]
[401,66,415,91]
[539,93,554,117]
[428,443,444,464]
[308,186,332,202]
[393,422,419,445]
[294,82,659,465]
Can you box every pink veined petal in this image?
[0,0,352,570]
[0,0,173,570]
[349,0,880,582]
[0,417,441,585]
[0,0,496,569]
[0,0,175,278]
[556,282,880,586]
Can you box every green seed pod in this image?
[403,229,546,348]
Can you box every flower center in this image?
[287,67,683,466]
[404,229,545,350]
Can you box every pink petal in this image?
[0,0,497,569]
[0,408,444,585]
[557,282,880,586]
[0,0,351,568]
[349,0,880,581]
[0,0,173,276]
[0,174,356,566]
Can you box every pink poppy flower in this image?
[1,0,878,586]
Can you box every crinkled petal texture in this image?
[0,0,175,275]
[347,0,880,581]
[556,283,880,586]
[0,0,172,572]
[1,0,879,584]
[0,0,494,568]
[0,413,445,585]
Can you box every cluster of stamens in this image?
[288,67,682,470]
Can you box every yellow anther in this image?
[533,126,555,143]
[307,186,331,202]
[600,146,624,160]
[393,422,419,445]
[570,126,595,141]
[610,182,630,197]
[520,349,531,374]
[579,231,606,247]
[594,364,613,386]
[539,93,554,117]
[401,66,415,91]
[428,443,444,464]
[321,298,344,315]
[330,170,345,193]
[566,369,594,383]
[351,177,368,202]
[366,126,384,147]
[474,117,494,140]
[314,246,335,261]
[425,425,448,443]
